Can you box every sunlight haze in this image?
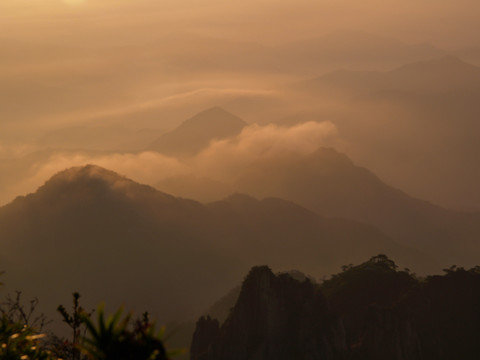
[1,1,480,357]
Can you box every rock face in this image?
[191,266,348,360]
[191,256,480,360]
[190,317,221,360]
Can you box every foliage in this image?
[57,292,92,360]
[2,291,50,332]
[56,293,183,360]
[0,275,55,360]
[80,305,170,360]
[0,315,56,360]
[321,254,414,298]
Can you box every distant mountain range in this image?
[236,147,480,266]
[299,55,480,95]
[277,30,446,73]
[4,104,480,274]
[292,56,480,209]
[0,165,426,328]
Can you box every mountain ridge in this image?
[0,164,436,330]
[302,55,480,94]
[147,107,247,156]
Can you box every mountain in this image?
[301,55,480,95]
[277,30,445,74]
[292,56,480,209]
[0,165,216,323]
[205,193,431,275]
[0,165,430,333]
[156,175,234,203]
[192,257,480,360]
[453,46,480,65]
[236,147,480,266]
[147,107,247,156]
[191,266,348,360]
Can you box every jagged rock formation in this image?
[190,317,221,360]
[192,256,480,360]
[191,266,348,360]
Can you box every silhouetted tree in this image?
[57,292,92,360]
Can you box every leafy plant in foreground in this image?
[57,292,92,360]
[80,305,175,360]
[0,315,56,360]
[0,274,55,360]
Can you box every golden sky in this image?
[1,0,480,47]
[1,0,480,207]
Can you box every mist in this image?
[1,1,480,357]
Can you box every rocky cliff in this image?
[191,266,348,360]
[191,256,480,360]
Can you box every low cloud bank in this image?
[0,121,338,205]
[195,121,338,181]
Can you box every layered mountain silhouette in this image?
[236,147,480,266]
[0,165,431,328]
[300,55,480,95]
[293,56,480,209]
[147,107,247,156]
[454,45,480,65]
[278,31,445,73]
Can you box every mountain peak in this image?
[147,107,246,156]
[197,106,232,116]
[393,55,480,75]
[179,106,247,129]
[45,165,129,188]
[35,164,163,203]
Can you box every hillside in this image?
[291,57,480,209]
[0,165,430,330]
[236,147,480,266]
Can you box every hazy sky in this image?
[2,0,480,210]
[2,0,480,134]
[1,0,480,47]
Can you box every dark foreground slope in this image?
[192,256,480,360]
[0,165,427,327]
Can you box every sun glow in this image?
[64,0,86,5]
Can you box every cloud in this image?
[0,142,40,159]
[46,87,279,127]
[194,121,338,181]
[0,151,188,206]
[0,121,338,206]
